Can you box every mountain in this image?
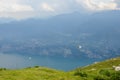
[0,57,120,80]
[0,18,14,24]
[0,10,120,70]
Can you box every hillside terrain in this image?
[0,57,120,80]
[0,11,120,59]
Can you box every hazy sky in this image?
[0,0,120,19]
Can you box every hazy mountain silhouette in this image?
[0,10,120,59]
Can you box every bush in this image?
[34,66,39,68]
[110,71,120,80]
[74,70,87,77]
[99,69,111,77]
[0,68,6,71]
[94,75,106,80]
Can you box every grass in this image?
[72,57,120,80]
[0,66,80,80]
[0,57,120,80]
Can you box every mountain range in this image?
[0,10,120,69]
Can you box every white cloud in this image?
[114,0,120,8]
[0,0,34,12]
[98,2,117,10]
[0,0,119,20]
[0,0,34,19]
[76,0,119,11]
[0,3,33,12]
[41,3,55,12]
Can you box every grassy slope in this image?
[72,57,120,80]
[0,57,120,80]
[80,57,120,71]
[0,66,80,80]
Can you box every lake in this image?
[0,53,101,71]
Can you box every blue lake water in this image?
[0,53,101,71]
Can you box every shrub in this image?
[110,71,120,80]
[0,68,6,71]
[94,75,106,80]
[34,66,39,68]
[99,69,111,77]
[74,70,87,77]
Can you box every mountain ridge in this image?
[0,10,120,70]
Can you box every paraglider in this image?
[78,45,82,49]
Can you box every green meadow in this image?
[0,57,120,80]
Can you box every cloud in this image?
[0,3,33,12]
[0,0,75,19]
[114,0,120,8]
[41,3,55,12]
[0,0,34,12]
[0,0,120,20]
[76,0,119,11]
[0,0,34,19]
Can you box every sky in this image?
[0,0,120,20]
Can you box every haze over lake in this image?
[0,53,101,71]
